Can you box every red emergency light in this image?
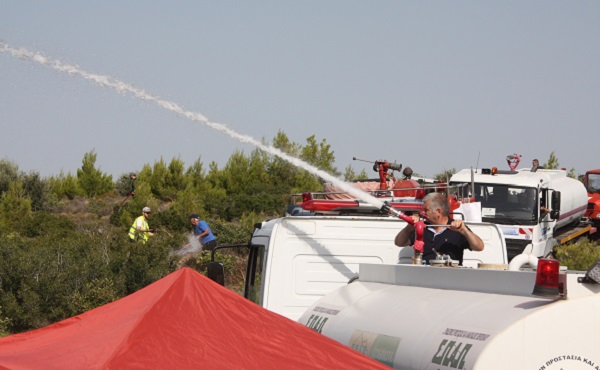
[532,258,561,297]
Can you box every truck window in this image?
[586,173,600,193]
[245,244,265,305]
[452,182,539,225]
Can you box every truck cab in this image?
[210,213,508,321]
[450,167,588,260]
[583,169,600,229]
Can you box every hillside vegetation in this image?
[1,140,597,337]
[0,132,363,336]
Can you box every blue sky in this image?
[1,1,599,180]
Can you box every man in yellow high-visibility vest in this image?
[129,206,155,243]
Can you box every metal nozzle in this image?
[388,162,402,172]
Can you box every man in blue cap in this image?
[188,214,217,251]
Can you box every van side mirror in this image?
[550,191,561,220]
[207,262,225,286]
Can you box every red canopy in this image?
[0,268,388,370]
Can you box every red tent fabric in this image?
[0,268,389,370]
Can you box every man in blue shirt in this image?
[188,214,217,251]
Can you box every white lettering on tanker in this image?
[348,330,400,367]
[537,354,600,370]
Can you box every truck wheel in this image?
[348,275,359,284]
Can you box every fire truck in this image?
[207,160,509,322]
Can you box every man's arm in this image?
[135,219,148,232]
[394,214,420,246]
[196,229,209,241]
[450,220,484,251]
[394,225,414,246]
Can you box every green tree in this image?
[268,131,300,188]
[164,157,188,199]
[76,150,113,197]
[48,171,84,200]
[543,151,560,170]
[343,165,357,181]
[247,148,272,190]
[300,135,339,177]
[434,169,456,182]
[343,166,368,181]
[185,157,208,190]
[148,158,168,200]
[542,152,577,178]
[0,181,32,232]
[222,150,251,194]
[293,135,340,193]
[0,159,19,194]
[21,171,54,211]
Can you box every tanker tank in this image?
[298,262,600,369]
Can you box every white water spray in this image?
[0,41,384,208]
[168,234,202,257]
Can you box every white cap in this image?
[143,207,151,213]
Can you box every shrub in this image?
[554,238,600,271]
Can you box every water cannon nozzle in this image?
[380,201,392,215]
[388,162,403,172]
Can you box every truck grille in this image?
[505,238,531,262]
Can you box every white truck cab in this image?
[210,214,508,321]
[450,167,588,260]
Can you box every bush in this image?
[0,305,11,337]
[554,239,600,271]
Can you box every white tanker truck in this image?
[208,214,509,321]
[449,160,593,261]
[298,259,600,369]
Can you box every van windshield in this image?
[451,183,539,225]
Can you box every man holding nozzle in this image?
[387,192,484,265]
